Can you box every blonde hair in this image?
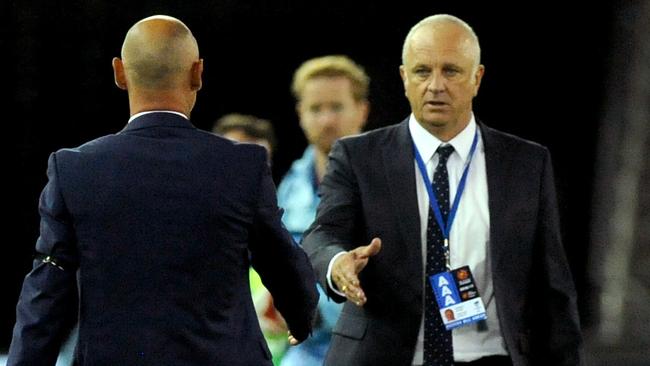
[291,55,369,102]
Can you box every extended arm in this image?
[248,153,319,343]
[8,153,79,366]
[302,140,381,306]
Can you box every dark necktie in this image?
[423,144,455,366]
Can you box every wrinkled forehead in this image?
[406,23,479,65]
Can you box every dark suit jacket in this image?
[303,118,583,366]
[8,112,319,366]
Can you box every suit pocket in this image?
[332,311,368,340]
[518,331,530,355]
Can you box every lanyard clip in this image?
[444,238,452,271]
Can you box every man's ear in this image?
[191,59,203,91]
[296,101,307,130]
[473,64,485,96]
[112,57,127,90]
[399,65,408,96]
[357,100,370,130]
[295,101,302,117]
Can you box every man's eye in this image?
[331,104,343,113]
[414,68,430,77]
[443,68,460,76]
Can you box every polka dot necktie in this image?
[423,144,455,366]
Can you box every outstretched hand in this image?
[331,238,382,306]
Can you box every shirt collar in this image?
[128,110,189,123]
[408,113,477,164]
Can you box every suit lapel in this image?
[382,120,423,298]
[480,123,510,272]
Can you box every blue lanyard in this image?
[412,129,479,268]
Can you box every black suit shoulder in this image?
[331,122,408,174]
[481,123,550,156]
[335,119,551,167]
[53,122,268,171]
[338,122,404,151]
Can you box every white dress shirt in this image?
[409,113,508,364]
[326,113,508,364]
[128,110,189,123]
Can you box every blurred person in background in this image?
[277,55,370,366]
[212,113,277,162]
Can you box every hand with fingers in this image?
[331,238,382,306]
[287,331,300,346]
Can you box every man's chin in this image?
[313,144,330,155]
[418,116,449,128]
[317,138,338,154]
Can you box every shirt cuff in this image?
[326,251,348,297]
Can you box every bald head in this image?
[120,15,199,89]
[402,14,481,71]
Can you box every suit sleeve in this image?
[535,149,584,365]
[302,140,363,303]
[248,154,319,342]
[8,153,79,366]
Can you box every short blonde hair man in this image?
[277,55,371,366]
[291,55,370,102]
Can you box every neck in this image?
[314,148,329,182]
[420,116,471,142]
[128,89,194,117]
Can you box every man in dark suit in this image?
[7,15,318,366]
[303,14,583,366]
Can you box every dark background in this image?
[2,0,617,350]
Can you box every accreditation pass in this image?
[429,265,487,330]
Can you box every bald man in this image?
[7,15,318,366]
[302,14,583,366]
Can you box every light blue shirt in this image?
[277,146,320,243]
[277,146,343,366]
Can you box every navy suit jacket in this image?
[8,113,319,366]
[303,118,583,366]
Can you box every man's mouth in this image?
[426,101,447,106]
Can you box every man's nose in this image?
[427,71,445,93]
[318,110,338,126]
